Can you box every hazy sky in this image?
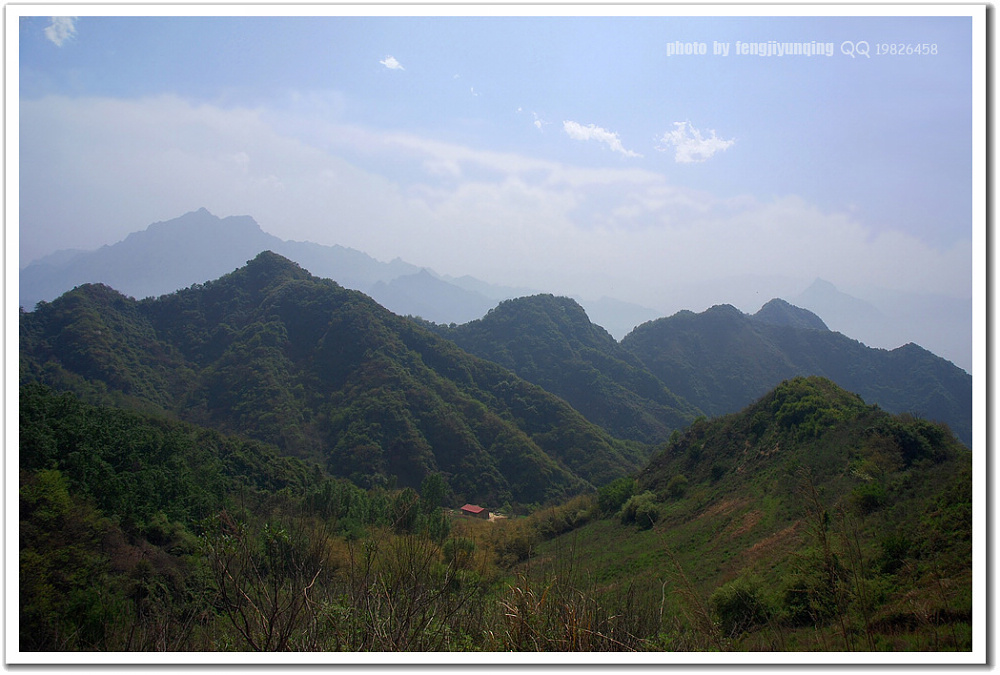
[16,8,979,313]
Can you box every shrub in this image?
[709,574,775,638]
[710,462,728,483]
[619,491,660,530]
[877,533,912,575]
[851,481,887,515]
[597,477,635,516]
[666,474,689,499]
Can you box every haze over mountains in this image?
[20,208,658,341]
[20,209,971,372]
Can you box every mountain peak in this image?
[144,208,262,235]
[806,277,839,293]
[705,303,744,317]
[485,294,596,332]
[752,298,828,331]
[239,250,308,284]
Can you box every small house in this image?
[460,504,489,519]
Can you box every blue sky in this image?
[16,9,979,317]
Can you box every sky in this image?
[15,8,979,318]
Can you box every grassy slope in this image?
[523,377,972,650]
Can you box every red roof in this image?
[460,504,485,514]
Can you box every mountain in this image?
[22,208,540,331]
[19,251,649,506]
[524,376,971,650]
[750,298,828,331]
[17,372,972,651]
[793,278,883,331]
[19,208,419,310]
[21,208,686,346]
[434,294,700,445]
[20,208,277,308]
[274,238,421,289]
[442,274,538,302]
[621,302,972,446]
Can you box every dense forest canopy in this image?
[20,252,648,506]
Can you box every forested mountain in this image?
[18,243,975,654]
[20,251,647,506]
[751,298,828,331]
[434,294,700,444]
[620,303,972,446]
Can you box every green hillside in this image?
[19,252,646,506]
[434,294,700,444]
[18,377,970,652]
[520,377,972,650]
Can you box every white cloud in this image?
[379,55,404,70]
[563,120,641,158]
[657,121,735,163]
[19,94,969,320]
[44,17,76,47]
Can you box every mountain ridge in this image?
[21,209,647,338]
[435,294,700,444]
[19,251,649,506]
[620,302,972,446]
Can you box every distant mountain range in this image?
[791,278,971,374]
[19,209,972,449]
[19,208,657,339]
[22,208,971,370]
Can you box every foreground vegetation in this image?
[19,378,971,652]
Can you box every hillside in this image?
[18,374,972,652]
[18,382,483,651]
[520,376,972,650]
[621,303,972,446]
[435,294,700,444]
[20,251,647,506]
